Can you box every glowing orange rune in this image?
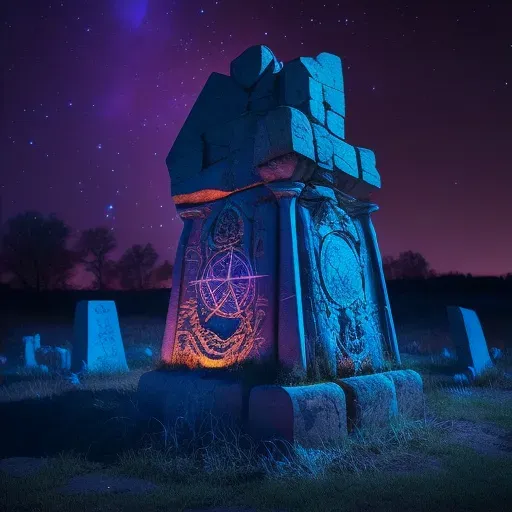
[190,247,267,322]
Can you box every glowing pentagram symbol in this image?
[190,248,266,322]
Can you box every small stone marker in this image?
[447,306,493,376]
[22,336,37,368]
[72,301,128,373]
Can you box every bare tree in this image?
[383,251,433,280]
[75,227,117,290]
[0,211,76,290]
[117,243,159,290]
[151,259,173,288]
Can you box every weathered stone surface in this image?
[72,301,128,373]
[356,147,381,189]
[58,473,158,495]
[311,123,334,170]
[297,185,394,378]
[248,383,347,447]
[383,370,424,420]
[280,60,324,106]
[323,84,345,117]
[332,137,359,181]
[447,306,493,376]
[338,373,398,431]
[137,370,244,431]
[230,45,278,90]
[161,187,278,369]
[326,110,345,139]
[254,107,315,166]
[300,53,344,91]
[248,67,278,112]
[167,72,248,197]
[280,60,326,125]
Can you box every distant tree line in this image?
[0,211,173,291]
[1,211,511,291]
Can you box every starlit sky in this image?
[2,0,511,279]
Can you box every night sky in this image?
[2,0,511,281]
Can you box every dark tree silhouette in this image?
[75,227,117,290]
[383,251,433,280]
[117,243,159,290]
[0,211,76,290]
[151,259,173,287]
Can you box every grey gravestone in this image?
[447,306,493,376]
[72,301,128,373]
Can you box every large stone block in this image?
[167,72,248,196]
[230,45,280,90]
[248,383,347,447]
[323,84,345,117]
[248,67,279,113]
[300,53,344,91]
[338,373,398,431]
[447,306,493,376]
[332,137,359,180]
[356,147,381,189]
[280,59,324,106]
[383,370,424,420]
[137,370,244,431]
[72,301,128,373]
[254,107,315,166]
[326,110,345,139]
[311,123,334,170]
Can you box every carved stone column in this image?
[161,206,210,363]
[267,181,307,376]
[356,211,401,365]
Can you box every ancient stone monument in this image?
[138,45,421,445]
[72,301,128,373]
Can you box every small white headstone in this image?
[72,301,128,373]
[447,306,493,376]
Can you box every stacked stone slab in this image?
[138,45,418,447]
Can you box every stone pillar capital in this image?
[177,205,212,220]
[266,181,305,200]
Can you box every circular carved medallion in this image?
[198,248,255,319]
[320,232,364,309]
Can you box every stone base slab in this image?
[137,369,424,445]
[383,370,424,420]
[247,383,347,447]
[137,370,244,433]
[338,373,398,432]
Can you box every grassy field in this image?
[0,316,511,512]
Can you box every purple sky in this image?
[2,0,511,279]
